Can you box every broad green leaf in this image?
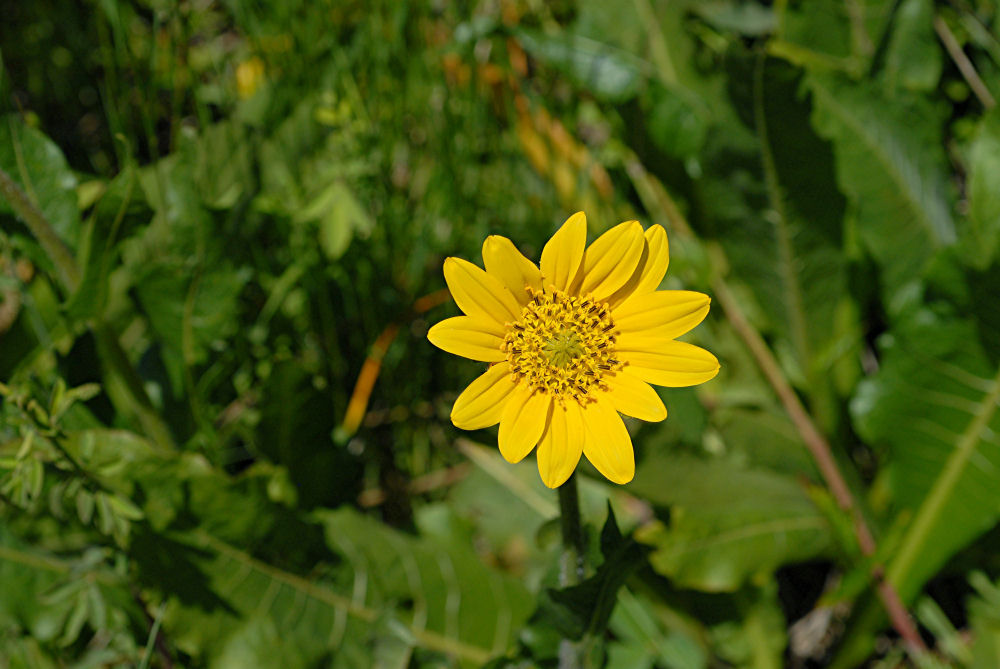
[776,0,894,71]
[319,508,534,661]
[851,315,1000,600]
[164,508,533,668]
[806,74,956,292]
[882,0,942,92]
[719,57,856,412]
[514,29,641,102]
[632,455,832,592]
[963,110,1000,269]
[0,115,80,248]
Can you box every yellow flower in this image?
[428,212,719,488]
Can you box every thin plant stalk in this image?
[557,472,586,669]
[624,156,927,656]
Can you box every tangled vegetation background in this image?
[2,0,1000,667]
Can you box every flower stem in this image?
[558,472,585,586]
[557,472,586,669]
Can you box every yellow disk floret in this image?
[503,287,621,403]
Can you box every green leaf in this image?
[962,110,1000,270]
[882,0,942,92]
[514,29,641,102]
[709,585,787,669]
[294,180,374,260]
[806,73,956,292]
[633,455,833,592]
[850,315,1000,600]
[719,56,856,412]
[0,115,80,248]
[969,571,1000,669]
[691,2,775,36]
[647,84,709,161]
[64,166,144,322]
[607,589,708,669]
[776,0,894,71]
[181,120,254,210]
[535,505,649,640]
[132,261,251,371]
[165,508,534,668]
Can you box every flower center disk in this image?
[504,288,620,402]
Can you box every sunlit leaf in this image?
[633,455,832,592]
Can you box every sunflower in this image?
[428,212,719,488]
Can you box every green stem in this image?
[558,473,585,586]
[558,472,586,669]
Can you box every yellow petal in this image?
[451,362,517,429]
[580,397,634,484]
[602,371,667,422]
[620,341,720,388]
[443,257,522,327]
[604,238,650,309]
[498,385,552,464]
[536,401,584,488]
[613,290,711,340]
[427,316,506,362]
[575,220,645,301]
[634,225,669,294]
[540,212,587,291]
[482,235,543,305]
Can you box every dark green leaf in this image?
[807,74,956,292]
[534,505,649,640]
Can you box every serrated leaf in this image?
[806,74,955,292]
[720,57,854,406]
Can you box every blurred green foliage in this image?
[3,0,1000,667]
